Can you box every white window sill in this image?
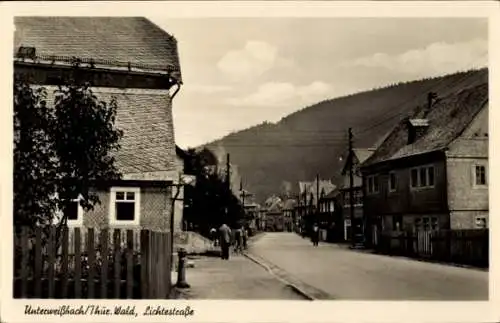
[108,221,141,228]
[67,220,83,227]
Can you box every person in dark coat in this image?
[242,226,248,250]
[219,223,232,260]
[311,223,320,247]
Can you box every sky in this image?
[148,17,488,149]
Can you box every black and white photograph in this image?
[1,1,499,323]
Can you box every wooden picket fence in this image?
[13,226,172,299]
[374,229,489,268]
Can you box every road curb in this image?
[243,252,316,301]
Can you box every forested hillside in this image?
[202,68,488,202]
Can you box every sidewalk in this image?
[170,252,306,300]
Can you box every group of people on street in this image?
[210,223,248,260]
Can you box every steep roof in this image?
[341,148,376,175]
[353,149,376,164]
[299,179,336,205]
[323,187,341,200]
[362,82,488,167]
[283,199,297,210]
[45,89,177,176]
[14,17,182,82]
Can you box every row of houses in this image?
[290,78,488,245]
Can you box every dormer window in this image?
[407,119,429,144]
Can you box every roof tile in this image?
[14,17,182,82]
[363,81,488,167]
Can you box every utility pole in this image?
[226,153,230,219]
[316,173,320,225]
[348,127,355,247]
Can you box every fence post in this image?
[140,230,149,299]
[166,232,172,297]
[61,227,69,298]
[100,229,109,299]
[74,227,82,298]
[113,229,121,299]
[87,228,95,298]
[148,231,155,299]
[34,227,42,298]
[20,227,29,298]
[47,226,56,298]
[126,230,134,299]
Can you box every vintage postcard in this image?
[0,1,499,323]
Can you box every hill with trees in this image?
[201,68,488,203]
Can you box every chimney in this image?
[407,118,429,144]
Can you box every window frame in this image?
[410,165,436,190]
[53,193,84,227]
[388,172,397,192]
[414,216,439,231]
[65,197,84,227]
[473,164,487,188]
[109,187,141,226]
[366,175,379,194]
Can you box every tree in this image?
[182,148,244,235]
[14,75,123,235]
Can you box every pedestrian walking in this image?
[219,223,232,260]
[234,227,243,254]
[311,223,320,247]
[242,226,248,250]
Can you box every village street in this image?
[248,233,488,300]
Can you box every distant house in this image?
[339,148,375,241]
[318,188,343,241]
[15,17,183,232]
[264,195,284,231]
[360,85,488,245]
[296,179,335,233]
[282,198,297,232]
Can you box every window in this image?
[64,200,79,221]
[110,187,141,225]
[344,190,362,207]
[367,175,379,194]
[54,194,83,226]
[411,169,418,188]
[392,215,402,231]
[474,165,487,186]
[410,166,435,189]
[414,218,422,231]
[414,216,438,231]
[431,217,438,230]
[475,216,487,229]
[389,172,397,192]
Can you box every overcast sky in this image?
[148,17,488,149]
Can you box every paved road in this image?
[173,253,305,300]
[249,232,488,300]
